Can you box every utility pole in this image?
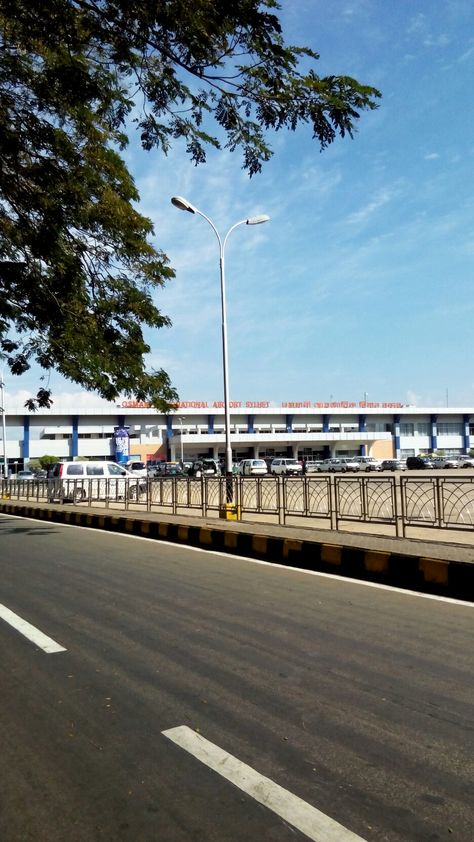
[0,368,7,478]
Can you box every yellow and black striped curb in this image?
[1,502,473,601]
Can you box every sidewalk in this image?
[1,498,473,602]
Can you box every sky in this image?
[5,0,474,412]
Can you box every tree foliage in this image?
[0,0,380,409]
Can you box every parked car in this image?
[431,456,460,469]
[320,457,360,473]
[34,469,48,479]
[153,461,184,476]
[48,461,146,503]
[351,456,382,472]
[458,455,474,468]
[125,460,148,477]
[16,469,36,481]
[238,458,268,476]
[191,458,220,477]
[270,458,303,476]
[406,456,435,469]
[380,459,407,471]
[304,460,324,473]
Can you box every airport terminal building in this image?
[1,397,474,472]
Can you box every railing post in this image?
[399,476,407,537]
[278,477,285,525]
[436,477,443,529]
[361,476,368,521]
[201,476,207,517]
[329,476,336,530]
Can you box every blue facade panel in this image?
[430,414,438,452]
[72,415,79,458]
[463,415,471,452]
[23,416,30,460]
[394,414,401,454]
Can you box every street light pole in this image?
[171,196,269,502]
[0,368,7,479]
[178,416,185,464]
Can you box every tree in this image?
[0,0,381,409]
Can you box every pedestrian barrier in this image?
[2,474,474,539]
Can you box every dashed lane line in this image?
[162,725,367,842]
[0,603,67,653]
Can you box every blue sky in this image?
[6,0,474,411]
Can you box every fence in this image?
[2,475,474,538]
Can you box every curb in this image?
[1,501,473,602]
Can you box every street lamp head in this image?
[171,196,196,213]
[246,214,270,226]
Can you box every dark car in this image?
[406,456,434,469]
[380,459,407,471]
[153,461,184,476]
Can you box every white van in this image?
[270,458,303,476]
[238,459,268,476]
[49,461,146,503]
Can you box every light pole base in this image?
[219,502,241,521]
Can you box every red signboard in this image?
[121,399,403,410]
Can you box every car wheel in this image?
[73,487,86,504]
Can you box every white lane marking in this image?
[162,725,367,842]
[0,603,66,653]
[1,512,472,608]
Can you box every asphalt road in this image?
[0,513,473,842]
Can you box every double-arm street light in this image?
[178,416,185,464]
[0,368,7,478]
[171,196,269,501]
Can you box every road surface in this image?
[0,512,472,841]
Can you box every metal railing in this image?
[2,475,474,538]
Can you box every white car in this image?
[323,458,360,473]
[48,461,146,503]
[304,460,325,473]
[238,459,268,476]
[458,455,474,468]
[352,456,382,472]
[270,458,303,476]
[125,460,148,477]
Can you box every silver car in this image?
[352,456,382,472]
[380,459,407,471]
[431,457,460,469]
[324,458,360,473]
[458,455,474,468]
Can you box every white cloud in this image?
[423,34,450,48]
[424,152,440,160]
[6,390,117,414]
[345,186,400,226]
[459,44,474,62]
